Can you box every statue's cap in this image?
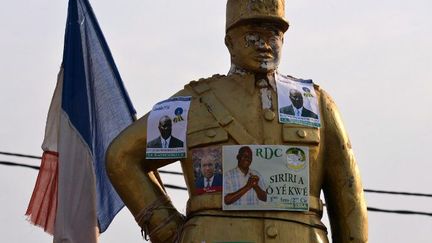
[226,0,289,33]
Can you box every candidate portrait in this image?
[147,115,184,148]
[195,154,223,194]
[279,88,319,119]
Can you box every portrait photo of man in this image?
[146,115,184,148]
[224,146,267,206]
[279,89,319,119]
[195,154,223,194]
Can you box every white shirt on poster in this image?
[160,136,171,148]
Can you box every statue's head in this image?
[225,0,289,74]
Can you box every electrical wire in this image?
[364,189,432,198]
[1,151,431,199]
[158,170,183,175]
[2,151,432,218]
[0,151,42,160]
[0,161,40,170]
[367,207,432,217]
[163,184,432,217]
[164,184,187,190]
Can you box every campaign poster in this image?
[146,96,191,159]
[276,74,321,128]
[192,146,223,195]
[222,145,309,211]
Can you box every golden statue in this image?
[106,0,368,242]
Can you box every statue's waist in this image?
[187,193,323,214]
[181,195,328,243]
[186,193,324,226]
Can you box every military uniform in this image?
[107,0,367,242]
[106,73,368,243]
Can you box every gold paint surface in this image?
[282,124,320,145]
[106,1,367,242]
[297,129,307,138]
[266,225,278,238]
[263,108,276,121]
[106,75,368,242]
[226,0,289,32]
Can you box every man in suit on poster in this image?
[195,154,222,193]
[280,89,319,119]
[147,115,184,148]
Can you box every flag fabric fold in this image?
[26,0,136,241]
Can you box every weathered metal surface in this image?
[106,1,368,242]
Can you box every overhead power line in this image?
[1,157,431,218]
[1,151,432,198]
[364,189,432,198]
[164,184,187,190]
[163,184,432,217]
[0,151,42,160]
[158,170,183,175]
[367,207,432,217]
[0,161,40,170]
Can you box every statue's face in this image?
[226,23,283,73]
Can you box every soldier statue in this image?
[106,0,368,242]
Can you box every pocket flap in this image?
[282,124,320,145]
[188,127,229,148]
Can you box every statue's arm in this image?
[320,89,368,243]
[106,90,192,242]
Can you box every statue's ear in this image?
[225,34,233,51]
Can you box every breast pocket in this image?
[187,127,229,148]
[282,124,320,145]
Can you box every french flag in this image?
[25,0,136,242]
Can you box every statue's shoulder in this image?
[183,74,229,96]
[181,74,230,143]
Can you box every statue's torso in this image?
[174,74,329,243]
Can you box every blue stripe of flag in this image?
[62,0,136,233]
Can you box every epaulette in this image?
[184,74,227,94]
[185,73,258,145]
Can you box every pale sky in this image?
[1,0,431,242]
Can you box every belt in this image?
[186,194,323,217]
[185,194,326,232]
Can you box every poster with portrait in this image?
[146,96,191,159]
[222,145,309,211]
[276,74,321,128]
[192,146,223,195]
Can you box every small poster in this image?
[222,145,309,211]
[192,146,223,195]
[146,96,191,159]
[276,74,320,128]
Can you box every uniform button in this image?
[264,109,275,121]
[266,226,278,238]
[205,129,217,138]
[297,129,307,138]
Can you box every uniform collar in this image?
[231,73,256,95]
